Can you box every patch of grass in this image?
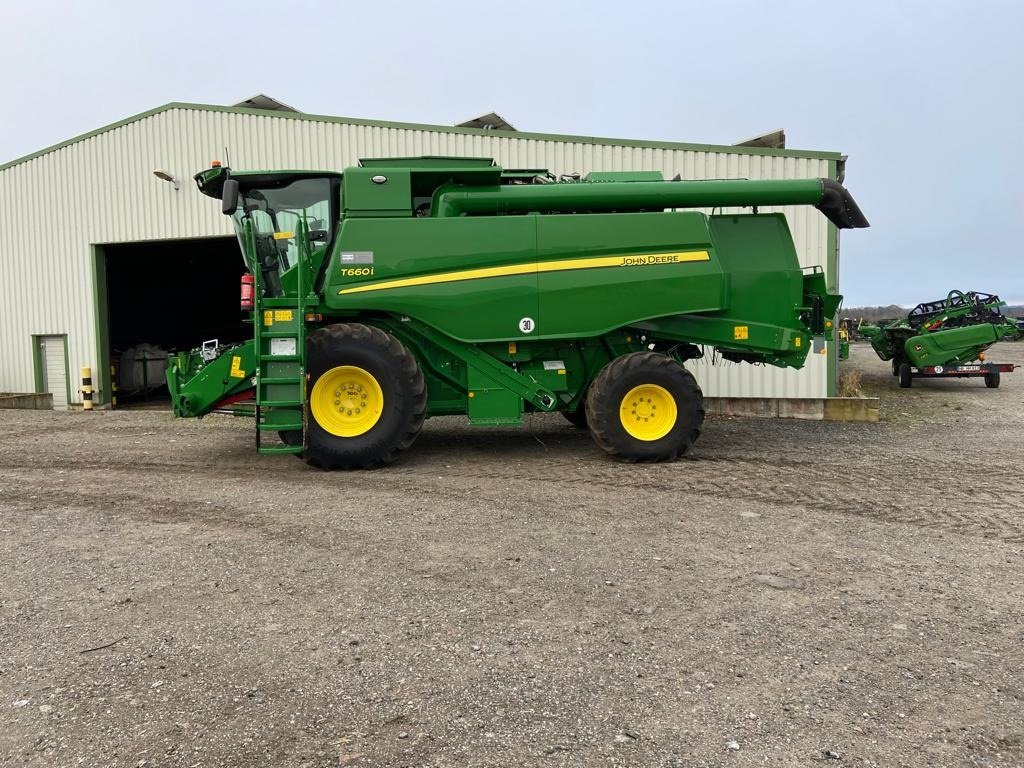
[838,369,865,398]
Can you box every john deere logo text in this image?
[620,254,683,266]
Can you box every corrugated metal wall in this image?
[0,106,833,402]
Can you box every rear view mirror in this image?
[222,178,239,215]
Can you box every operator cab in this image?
[195,165,342,296]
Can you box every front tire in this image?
[305,323,426,469]
[586,352,704,462]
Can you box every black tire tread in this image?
[305,323,427,470]
[562,407,589,429]
[586,351,705,462]
[898,362,913,388]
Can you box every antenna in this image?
[224,146,231,168]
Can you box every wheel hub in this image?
[311,365,384,437]
[619,384,678,441]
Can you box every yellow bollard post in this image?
[110,364,118,410]
[81,366,94,411]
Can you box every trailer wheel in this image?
[305,323,426,469]
[891,358,900,377]
[586,352,704,462]
[898,362,913,388]
[984,371,1000,389]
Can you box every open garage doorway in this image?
[94,237,246,407]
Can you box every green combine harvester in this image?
[860,290,1019,388]
[166,157,868,468]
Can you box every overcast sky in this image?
[1,0,1020,306]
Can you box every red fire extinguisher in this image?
[240,273,255,311]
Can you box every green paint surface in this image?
[171,157,868,425]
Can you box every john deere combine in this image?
[860,290,1019,388]
[166,157,868,468]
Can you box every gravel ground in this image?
[1,343,1022,768]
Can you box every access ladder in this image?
[251,218,316,455]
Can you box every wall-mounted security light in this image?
[152,169,180,191]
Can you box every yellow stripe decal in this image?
[338,250,710,295]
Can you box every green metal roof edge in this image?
[0,101,843,173]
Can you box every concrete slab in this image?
[705,396,880,423]
[0,393,53,410]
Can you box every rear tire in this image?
[984,371,1000,389]
[305,323,426,470]
[898,362,913,388]
[278,429,305,459]
[586,352,704,462]
[562,404,589,429]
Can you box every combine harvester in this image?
[860,291,1020,388]
[167,157,868,468]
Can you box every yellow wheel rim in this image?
[310,365,384,437]
[619,384,677,441]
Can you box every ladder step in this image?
[259,377,304,385]
[258,444,303,455]
[257,422,304,431]
[258,399,305,407]
[259,354,301,362]
[261,331,301,338]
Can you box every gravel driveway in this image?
[1,342,1022,767]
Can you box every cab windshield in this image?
[231,176,334,272]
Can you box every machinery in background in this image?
[860,290,1020,388]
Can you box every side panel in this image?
[705,214,804,329]
[325,212,732,343]
[904,325,999,367]
[324,216,538,342]
[535,212,726,337]
[626,215,812,368]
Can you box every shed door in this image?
[39,335,69,409]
